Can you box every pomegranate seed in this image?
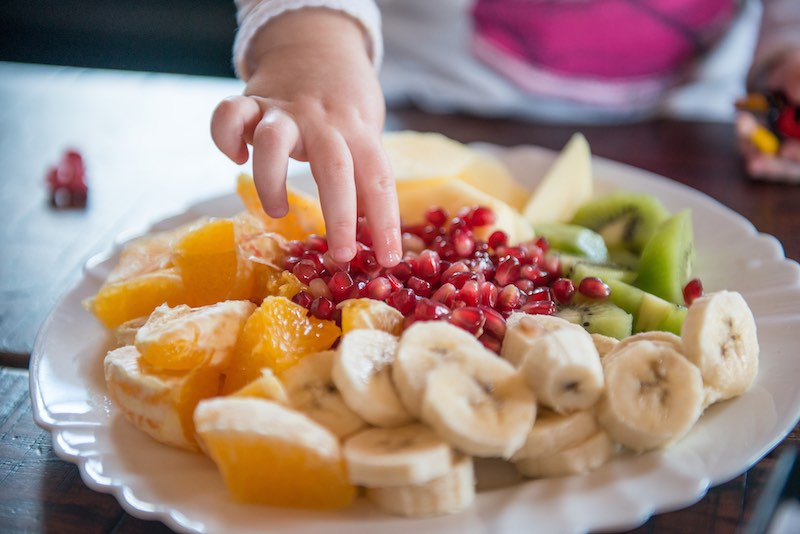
[471,256,496,279]
[456,280,480,307]
[301,251,325,273]
[452,230,475,258]
[479,281,498,307]
[521,300,557,315]
[519,242,545,265]
[310,296,336,320]
[478,332,503,353]
[415,298,450,321]
[683,278,704,306]
[494,257,522,286]
[403,314,418,330]
[496,284,523,313]
[527,286,552,302]
[387,288,416,315]
[535,236,550,254]
[305,235,328,254]
[541,255,561,277]
[385,273,403,292]
[285,240,305,257]
[446,270,477,289]
[354,280,368,298]
[328,271,354,302]
[415,249,442,280]
[465,206,495,228]
[448,307,486,335]
[449,217,470,234]
[425,206,448,228]
[407,276,433,298]
[292,259,319,284]
[402,223,427,239]
[365,277,393,301]
[283,255,301,271]
[387,261,413,282]
[521,265,550,286]
[441,260,469,281]
[352,249,381,277]
[551,278,575,304]
[479,306,507,338]
[578,277,611,299]
[291,291,314,308]
[356,217,373,247]
[487,230,508,250]
[431,283,457,307]
[401,232,426,254]
[309,278,333,300]
[514,279,537,294]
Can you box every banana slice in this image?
[680,290,759,407]
[343,424,454,487]
[604,331,683,364]
[393,321,492,417]
[511,408,598,461]
[514,430,614,478]
[366,454,475,518]
[421,360,535,458]
[596,340,704,452]
[504,314,604,413]
[333,329,412,427]
[280,350,367,439]
[590,333,619,358]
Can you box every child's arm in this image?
[211,6,401,266]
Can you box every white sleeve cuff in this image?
[233,0,382,80]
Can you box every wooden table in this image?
[1,61,798,533]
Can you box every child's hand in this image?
[211,8,401,266]
[737,48,800,183]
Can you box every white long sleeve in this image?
[233,0,382,80]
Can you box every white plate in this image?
[31,144,800,533]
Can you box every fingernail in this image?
[332,247,355,263]
[385,249,401,266]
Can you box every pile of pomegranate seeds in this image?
[284,205,593,352]
[46,149,88,208]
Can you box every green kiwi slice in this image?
[534,223,608,262]
[556,299,633,339]
[603,278,686,336]
[569,261,636,285]
[633,210,695,305]
[570,192,670,254]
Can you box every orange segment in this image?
[236,173,325,241]
[104,345,224,451]
[90,268,185,329]
[222,296,341,393]
[339,298,404,335]
[135,301,256,371]
[174,219,254,306]
[230,368,290,404]
[194,397,356,509]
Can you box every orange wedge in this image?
[90,268,185,330]
[194,397,356,509]
[339,298,404,335]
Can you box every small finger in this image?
[350,138,402,267]
[748,154,800,183]
[304,129,358,263]
[252,108,301,217]
[210,96,261,164]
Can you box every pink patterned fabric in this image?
[472,0,736,80]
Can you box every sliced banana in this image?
[596,340,704,452]
[511,408,598,461]
[343,424,453,487]
[506,314,604,413]
[333,329,412,427]
[604,330,683,364]
[366,454,475,518]
[514,430,614,478]
[393,321,492,417]
[280,350,367,439]
[680,290,759,407]
[591,333,619,358]
[420,360,535,458]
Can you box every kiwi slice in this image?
[534,223,608,262]
[634,210,694,305]
[556,299,633,339]
[604,278,686,335]
[570,192,670,254]
[570,261,636,285]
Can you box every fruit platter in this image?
[31,132,800,533]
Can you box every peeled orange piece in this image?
[173,218,255,306]
[236,173,325,241]
[222,296,340,393]
[194,397,356,509]
[339,298,403,335]
[104,345,223,451]
[135,300,256,371]
[230,368,289,404]
[90,268,185,329]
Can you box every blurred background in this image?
[0,0,238,77]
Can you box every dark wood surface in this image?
[1,61,799,533]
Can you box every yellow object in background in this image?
[749,124,780,155]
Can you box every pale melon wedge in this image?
[383,131,475,182]
[396,178,533,244]
[458,152,531,212]
[522,133,593,224]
